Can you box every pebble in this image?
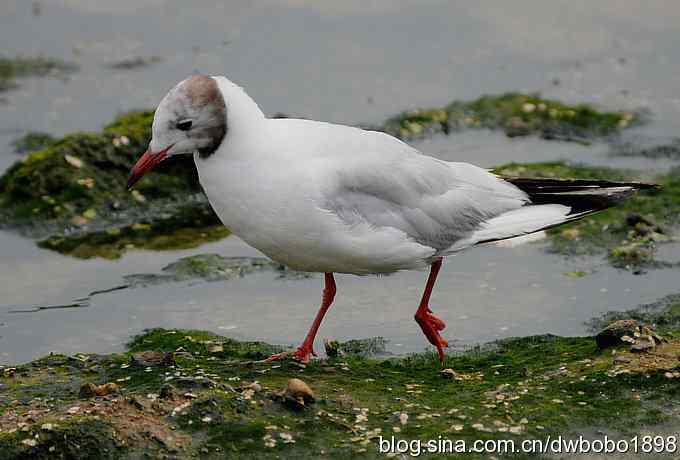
[79,382,120,398]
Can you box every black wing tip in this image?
[501,176,660,191]
[501,176,659,215]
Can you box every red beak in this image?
[127,144,173,190]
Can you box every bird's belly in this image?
[207,195,431,274]
[197,160,435,274]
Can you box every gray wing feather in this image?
[324,155,529,251]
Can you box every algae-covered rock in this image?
[381,93,640,142]
[0,418,123,460]
[595,319,639,349]
[0,56,77,92]
[0,110,220,256]
[323,337,388,358]
[588,293,680,334]
[0,110,199,225]
[37,202,227,259]
[122,253,303,286]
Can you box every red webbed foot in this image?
[415,307,449,363]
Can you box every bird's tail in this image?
[448,177,658,251]
[502,177,658,215]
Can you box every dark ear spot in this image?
[181,75,227,159]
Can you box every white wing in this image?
[316,128,541,253]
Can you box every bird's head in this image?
[127,74,227,189]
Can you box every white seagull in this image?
[128,75,651,363]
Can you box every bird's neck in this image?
[214,76,266,136]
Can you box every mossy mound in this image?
[494,162,679,271]
[0,56,77,91]
[2,304,680,460]
[37,203,226,260]
[0,418,123,460]
[382,93,640,143]
[0,111,222,255]
[0,110,199,224]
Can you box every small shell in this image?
[284,378,314,402]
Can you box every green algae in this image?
[494,162,678,270]
[2,318,680,459]
[0,56,77,92]
[0,110,198,224]
[382,93,640,142]
[0,418,123,460]
[324,337,389,358]
[609,138,680,160]
[588,293,680,334]
[122,253,308,286]
[126,328,283,360]
[11,132,56,154]
[0,110,212,256]
[37,205,227,259]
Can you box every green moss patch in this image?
[0,110,216,255]
[588,293,680,334]
[0,110,198,225]
[0,56,77,92]
[0,418,123,460]
[2,309,680,460]
[122,253,308,286]
[37,205,227,259]
[381,93,640,143]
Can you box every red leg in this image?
[266,273,336,363]
[414,259,448,363]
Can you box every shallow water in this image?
[1,1,678,363]
[0,229,675,364]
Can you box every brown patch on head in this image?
[183,75,221,108]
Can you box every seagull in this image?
[128,75,652,363]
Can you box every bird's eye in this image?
[176,119,193,131]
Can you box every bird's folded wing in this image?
[321,153,530,251]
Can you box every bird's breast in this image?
[194,155,332,264]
